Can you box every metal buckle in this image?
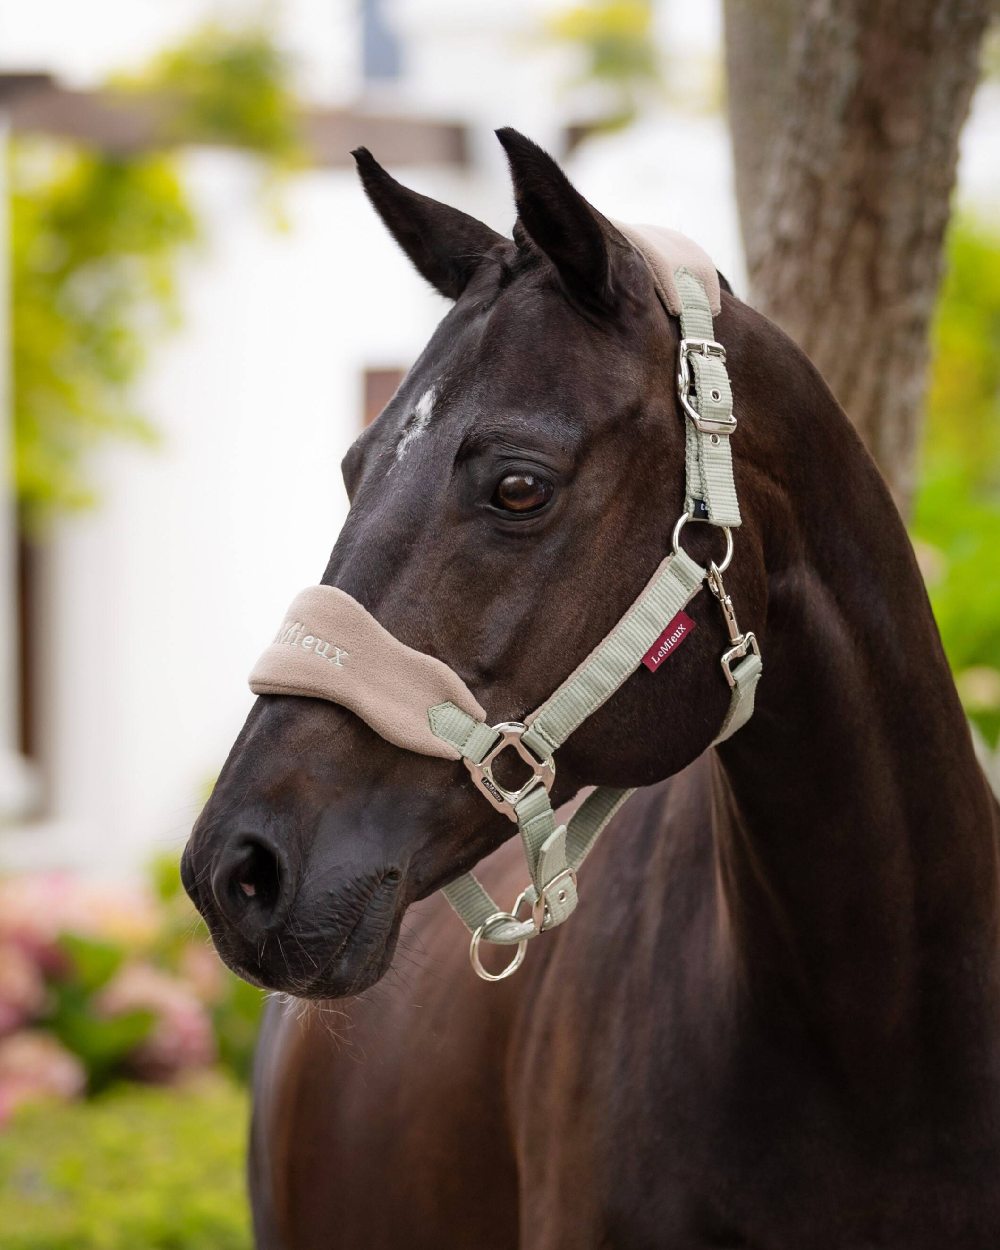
[531,867,577,934]
[721,632,761,688]
[469,909,528,981]
[677,337,738,436]
[464,722,555,823]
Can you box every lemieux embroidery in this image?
[274,621,349,667]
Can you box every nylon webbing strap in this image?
[441,784,635,946]
[522,549,704,758]
[436,551,708,947]
[713,652,762,745]
[427,703,499,762]
[675,267,742,528]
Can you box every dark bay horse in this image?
[182,129,1000,1248]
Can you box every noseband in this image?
[249,226,763,981]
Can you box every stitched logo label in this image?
[642,611,696,672]
[274,620,349,667]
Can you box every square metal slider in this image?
[464,722,556,822]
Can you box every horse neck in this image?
[708,326,1000,1086]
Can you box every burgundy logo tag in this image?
[642,611,696,672]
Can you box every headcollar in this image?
[250,225,762,980]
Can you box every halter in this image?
[249,227,763,981]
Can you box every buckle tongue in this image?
[531,867,577,934]
[677,337,738,436]
[464,722,555,822]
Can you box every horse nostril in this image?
[212,837,288,935]
[235,841,282,912]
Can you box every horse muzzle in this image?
[181,815,407,998]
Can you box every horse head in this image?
[181,129,767,998]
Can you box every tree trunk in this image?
[724,0,993,512]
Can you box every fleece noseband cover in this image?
[248,586,486,760]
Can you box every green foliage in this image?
[546,0,660,129]
[212,975,267,1085]
[48,935,154,1093]
[115,23,303,165]
[148,852,266,1083]
[2,857,264,1095]
[912,219,1000,745]
[11,23,302,531]
[12,149,195,529]
[0,1078,251,1250]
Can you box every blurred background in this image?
[0,2,997,1246]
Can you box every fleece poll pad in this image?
[249,586,486,760]
[616,222,722,317]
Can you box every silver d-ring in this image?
[469,912,528,982]
[671,511,733,573]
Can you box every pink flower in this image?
[0,1031,86,1127]
[98,963,216,1082]
[178,942,226,1004]
[0,874,157,972]
[0,942,47,1037]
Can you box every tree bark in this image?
[724,0,993,512]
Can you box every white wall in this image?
[7,152,483,874]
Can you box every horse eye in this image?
[492,472,554,514]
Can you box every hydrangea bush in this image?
[0,859,263,1127]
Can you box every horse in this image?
[181,129,1000,1249]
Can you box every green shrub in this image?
[912,219,1000,746]
[0,1078,251,1250]
[12,22,301,532]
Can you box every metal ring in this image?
[671,511,733,573]
[469,912,528,982]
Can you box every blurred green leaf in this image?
[114,23,303,166]
[149,851,187,905]
[211,976,265,1084]
[57,933,127,994]
[546,0,661,129]
[48,995,155,1094]
[45,936,155,1090]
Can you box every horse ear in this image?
[352,148,507,300]
[496,128,628,309]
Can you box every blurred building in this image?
[0,1,996,875]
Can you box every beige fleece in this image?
[248,586,485,760]
[616,222,722,316]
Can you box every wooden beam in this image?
[4,81,470,167]
[303,110,468,169]
[0,73,55,105]
[8,87,166,155]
